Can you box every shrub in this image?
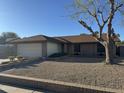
[16,56,23,61]
[48,53,66,58]
[8,56,15,62]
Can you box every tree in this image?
[0,32,19,44]
[71,0,124,64]
[116,40,124,45]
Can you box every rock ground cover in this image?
[2,57,124,90]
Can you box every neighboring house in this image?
[6,38,20,43]
[0,44,16,58]
[10,34,120,58]
[0,38,19,58]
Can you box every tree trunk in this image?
[105,12,114,64]
[105,41,114,64]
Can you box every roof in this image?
[6,38,20,43]
[54,34,120,43]
[10,35,61,43]
[10,34,120,44]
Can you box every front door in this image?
[74,44,80,55]
[80,44,97,57]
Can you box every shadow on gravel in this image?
[47,56,124,65]
[47,56,105,63]
[0,90,7,93]
[106,57,124,66]
[0,59,45,72]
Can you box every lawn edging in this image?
[0,74,122,93]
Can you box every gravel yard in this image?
[2,57,124,90]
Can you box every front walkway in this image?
[0,84,53,93]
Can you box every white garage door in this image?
[17,43,42,58]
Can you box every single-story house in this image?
[10,34,120,58]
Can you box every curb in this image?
[0,74,123,93]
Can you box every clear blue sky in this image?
[0,0,124,40]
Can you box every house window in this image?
[97,43,105,56]
[74,44,80,55]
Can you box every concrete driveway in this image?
[0,59,9,64]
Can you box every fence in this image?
[0,45,16,59]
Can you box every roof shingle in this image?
[54,34,120,43]
[10,35,60,43]
[10,34,120,44]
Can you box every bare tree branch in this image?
[114,3,123,12]
[95,14,101,27]
[87,10,101,27]
[78,20,95,35]
[78,19,106,46]
[102,16,110,27]
[99,11,105,22]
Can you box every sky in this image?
[0,0,124,40]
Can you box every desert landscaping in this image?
[2,57,124,90]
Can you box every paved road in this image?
[0,84,53,93]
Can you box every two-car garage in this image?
[17,43,42,58]
[11,35,62,58]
